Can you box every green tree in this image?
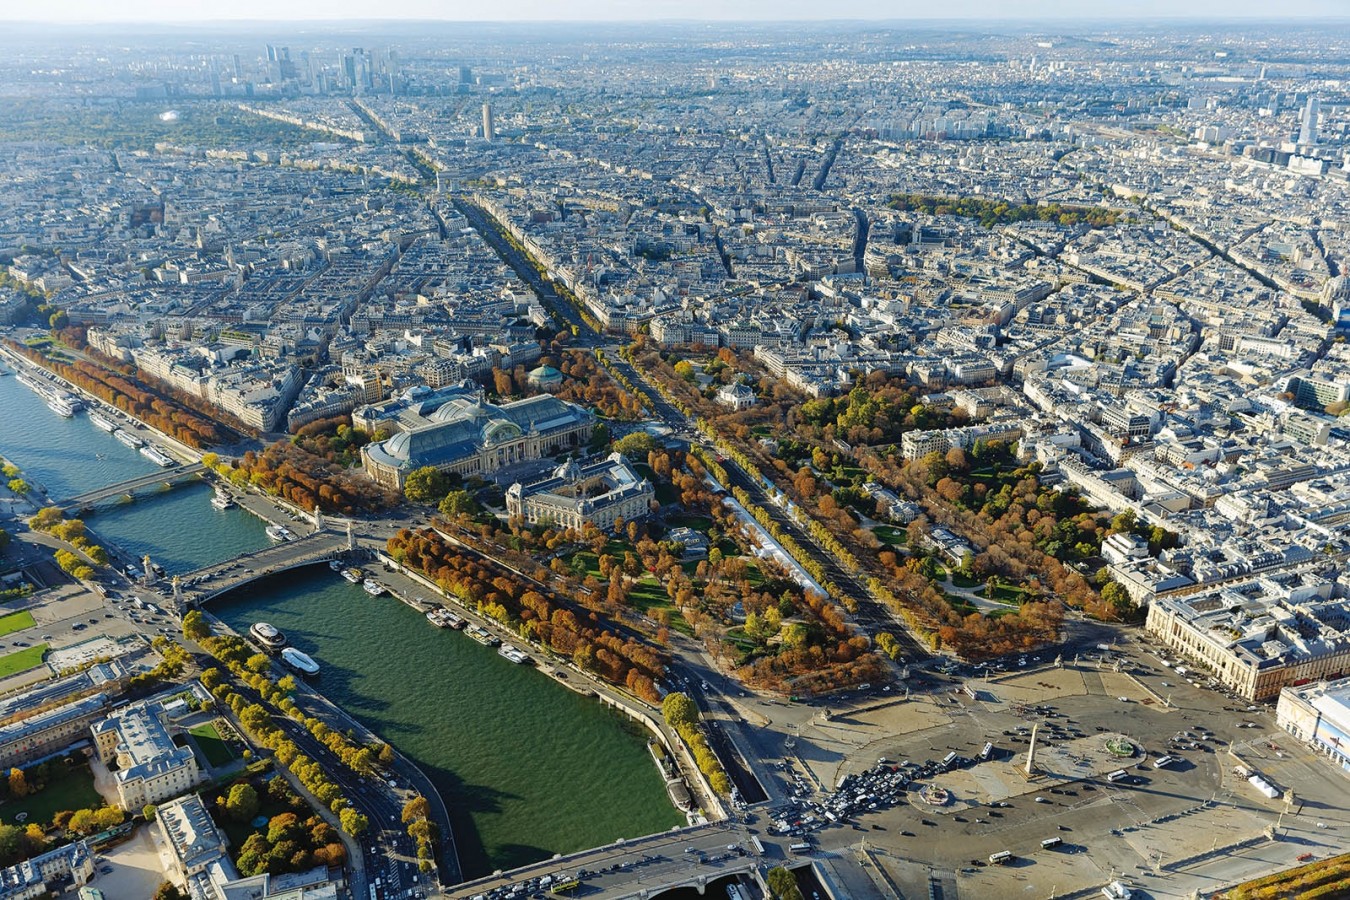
[438,490,478,518]
[143,804,158,821]
[182,610,210,641]
[7,478,29,496]
[403,466,448,503]
[0,824,20,866]
[1101,582,1132,618]
[766,866,804,900]
[673,359,696,382]
[661,692,699,729]
[612,431,658,457]
[338,806,368,836]
[225,782,260,822]
[246,653,272,674]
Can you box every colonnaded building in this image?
[360,391,594,489]
[506,454,655,531]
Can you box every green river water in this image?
[0,365,683,877]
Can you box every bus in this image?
[988,851,1014,865]
[1040,837,1063,849]
[980,742,994,761]
[1154,755,1176,769]
[789,842,813,854]
[549,878,580,895]
[941,751,958,769]
[1106,769,1131,783]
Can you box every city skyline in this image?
[7,0,1350,23]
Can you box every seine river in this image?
[0,365,683,876]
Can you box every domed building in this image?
[526,365,564,392]
[360,390,593,489]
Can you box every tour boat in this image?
[249,622,287,651]
[280,647,320,676]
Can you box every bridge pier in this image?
[695,875,707,895]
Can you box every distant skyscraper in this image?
[482,102,495,142]
[1299,96,1320,146]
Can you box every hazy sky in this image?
[8,0,1348,23]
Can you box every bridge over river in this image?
[61,462,206,510]
[443,821,785,900]
[173,531,353,605]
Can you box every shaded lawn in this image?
[1,763,102,827]
[189,721,237,768]
[975,582,1030,603]
[666,514,713,532]
[0,610,35,636]
[628,577,692,636]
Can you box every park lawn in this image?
[189,721,237,768]
[628,577,692,636]
[0,610,35,636]
[634,464,679,505]
[1,763,102,827]
[566,551,603,579]
[872,525,906,546]
[975,581,1030,604]
[0,644,48,678]
[949,572,982,588]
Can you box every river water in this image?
[0,364,683,877]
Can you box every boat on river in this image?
[139,445,175,467]
[211,490,235,510]
[341,568,362,584]
[249,622,287,651]
[114,429,143,449]
[498,643,532,665]
[47,393,81,417]
[280,647,320,676]
[89,411,117,432]
[465,624,500,647]
[265,524,294,542]
[362,578,385,597]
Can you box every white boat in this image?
[341,568,362,584]
[362,578,385,597]
[426,609,466,629]
[280,647,320,675]
[249,622,287,651]
[210,491,235,510]
[89,412,117,432]
[329,560,342,572]
[465,625,500,647]
[47,394,80,417]
[139,445,175,467]
[498,643,532,665]
[114,429,143,449]
[265,525,293,542]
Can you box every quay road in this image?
[443,821,771,900]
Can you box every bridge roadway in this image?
[443,821,777,900]
[62,462,205,508]
[178,531,350,603]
